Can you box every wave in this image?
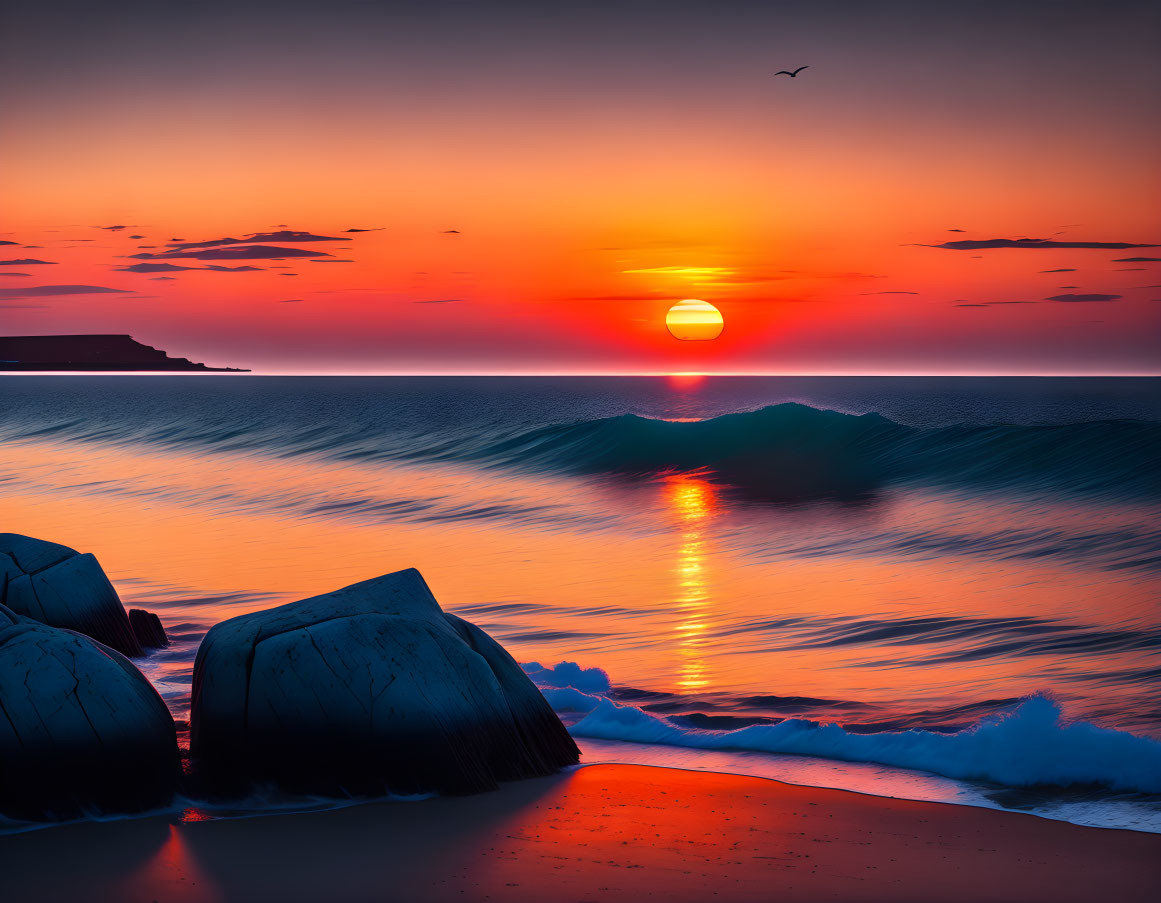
[570,695,1161,793]
[528,663,1161,794]
[473,404,1161,500]
[522,660,612,692]
[3,394,1157,500]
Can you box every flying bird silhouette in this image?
[774,66,808,78]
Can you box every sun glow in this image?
[665,299,725,341]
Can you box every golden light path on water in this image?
[668,477,717,691]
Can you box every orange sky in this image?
[1,0,1158,373]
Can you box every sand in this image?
[1,764,1158,902]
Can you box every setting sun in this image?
[665,299,725,341]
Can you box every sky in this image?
[1,0,1159,374]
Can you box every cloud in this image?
[117,262,264,273]
[132,245,332,261]
[860,291,918,295]
[343,228,383,233]
[1039,268,1076,273]
[927,238,1159,251]
[441,230,460,234]
[278,299,304,303]
[1,258,56,265]
[569,294,673,301]
[150,276,177,281]
[167,230,350,250]
[621,266,800,285]
[620,265,832,285]
[955,300,1039,307]
[1045,293,1121,302]
[1111,257,1161,263]
[415,298,465,304]
[310,259,355,263]
[0,273,31,277]
[129,234,144,240]
[0,284,132,299]
[721,296,815,304]
[947,228,965,232]
[623,265,733,277]
[278,273,298,276]
[97,225,127,231]
[0,240,18,246]
[117,263,200,273]
[1115,268,1146,272]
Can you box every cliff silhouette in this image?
[0,335,248,372]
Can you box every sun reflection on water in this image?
[666,475,718,692]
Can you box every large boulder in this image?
[0,533,144,656]
[0,604,180,820]
[190,568,580,797]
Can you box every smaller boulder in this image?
[129,608,169,649]
[0,533,142,656]
[0,604,180,820]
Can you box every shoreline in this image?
[2,763,1158,902]
[573,740,1161,835]
[5,753,1160,840]
[4,754,1159,838]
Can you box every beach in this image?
[2,764,1158,903]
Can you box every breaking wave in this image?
[4,395,1155,500]
[475,405,1160,500]
[528,663,1161,794]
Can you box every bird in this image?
[774,65,808,78]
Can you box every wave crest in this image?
[566,693,1161,793]
[481,404,1160,499]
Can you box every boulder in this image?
[190,568,580,797]
[0,604,180,820]
[0,533,142,656]
[129,608,169,649]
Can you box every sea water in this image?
[1,375,1158,831]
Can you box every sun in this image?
[665,299,724,341]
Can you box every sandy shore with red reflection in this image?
[2,765,1158,903]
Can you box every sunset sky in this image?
[1,0,1158,374]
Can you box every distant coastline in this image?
[0,335,248,372]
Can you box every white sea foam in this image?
[565,693,1161,793]
[522,660,611,693]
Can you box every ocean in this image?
[2,375,1159,832]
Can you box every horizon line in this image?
[2,370,1159,378]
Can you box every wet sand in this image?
[1,764,1158,903]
